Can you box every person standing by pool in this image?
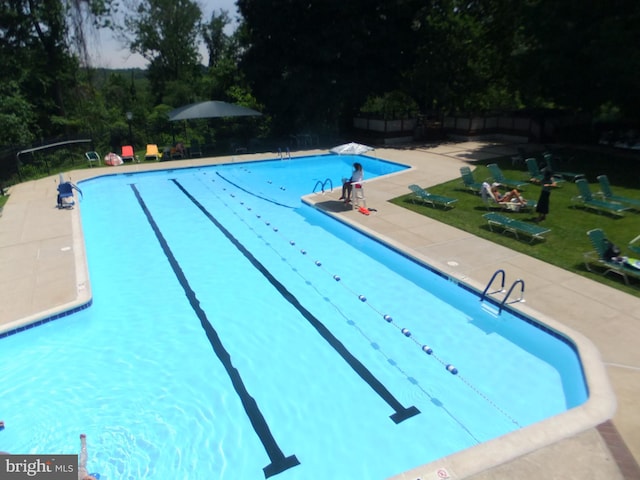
[78,434,98,480]
[339,162,364,203]
[535,165,556,222]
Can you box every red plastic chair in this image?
[121,145,136,163]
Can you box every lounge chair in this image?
[487,163,528,190]
[543,153,585,181]
[57,174,83,209]
[572,179,629,216]
[460,166,483,194]
[408,184,457,209]
[145,144,162,161]
[483,212,550,243]
[190,139,203,158]
[525,158,564,185]
[121,145,137,163]
[481,182,536,212]
[85,151,100,167]
[596,175,640,210]
[629,234,640,256]
[584,228,640,285]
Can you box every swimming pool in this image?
[0,154,592,479]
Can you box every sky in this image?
[87,0,240,69]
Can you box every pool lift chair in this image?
[57,174,82,209]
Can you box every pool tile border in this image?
[0,300,93,339]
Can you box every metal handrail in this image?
[499,279,525,314]
[312,178,333,194]
[480,269,505,302]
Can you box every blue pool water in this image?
[0,154,587,479]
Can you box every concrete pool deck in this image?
[0,141,638,479]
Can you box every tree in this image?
[125,0,203,104]
[202,9,234,68]
[514,0,640,117]
[237,0,420,134]
[0,82,39,145]
[407,0,523,113]
[0,0,119,143]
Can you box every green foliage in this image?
[513,1,640,117]
[125,0,203,103]
[237,0,420,133]
[0,82,39,145]
[202,9,235,68]
[360,91,419,119]
[390,149,640,296]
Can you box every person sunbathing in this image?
[490,183,526,205]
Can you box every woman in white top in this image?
[339,162,364,203]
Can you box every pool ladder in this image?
[480,269,525,314]
[278,147,291,160]
[313,178,333,194]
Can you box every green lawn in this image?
[390,147,640,296]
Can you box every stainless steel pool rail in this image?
[481,269,526,314]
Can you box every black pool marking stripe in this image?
[171,178,420,425]
[130,184,299,479]
[215,171,297,208]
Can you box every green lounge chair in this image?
[487,163,528,190]
[408,184,458,209]
[573,179,629,216]
[460,166,483,194]
[584,228,640,285]
[543,153,585,181]
[630,234,640,256]
[85,151,100,167]
[525,158,565,185]
[483,212,550,243]
[596,175,640,210]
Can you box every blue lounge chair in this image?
[460,166,483,194]
[573,179,629,216]
[57,174,83,209]
[483,212,550,243]
[584,228,640,285]
[487,163,528,190]
[596,175,640,210]
[408,185,457,209]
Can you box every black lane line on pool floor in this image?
[171,178,420,425]
[216,171,297,208]
[130,184,299,479]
